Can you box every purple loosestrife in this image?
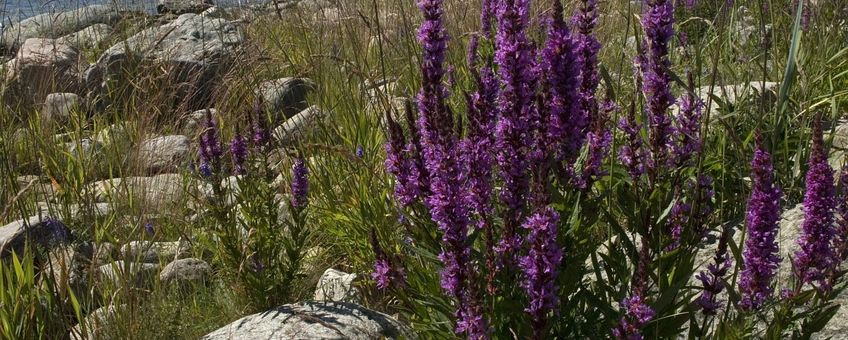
[370,228,405,289]
[613,242,655,340]
[464,38,498,293]
[251,98,270,148]
[672,73,704,167]
[578,100,615,189]
[480,0,494,36]
[519,207,562,337]
[696,227,731,315]
[385,111,421,206]
[618,103,647,180]
[640,0,676,171]
[199,109,222,177]
[494,0,536,258]
[665,201,689,251]
[793,118,837,292]
[229,133,247,175]
[416,0,486,336]
[541,0,581,168]
[572,0,601,139]
[739,136,782,311]
[290,158,309,209]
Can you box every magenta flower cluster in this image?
[739,136,783,311]
[793,120,837,292]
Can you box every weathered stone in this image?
[42,93,80,127]
[69,304,125,340]
[96,260,160,291]
[87,174,186,210]
[46,243,94,303]
[181,108,218,137]
[58,24,112,50]
[160,257,211,286]
[0,216,70,258]
[121,240,190,263]
[200,6,229,19]
[85,13,244,110]
[4,38,81,110]
[202,301,415,340]
[256,77,315,123]
[314,268,361,303]
[137,135,190,174]
[1,5,120,53]
[157,0,214,14]
[272,105,330,146]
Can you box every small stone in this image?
[160,258,212,286]
[314,268,361,303]
[42,93,80,127]
[256,77,316,123]
[121,240,190,263]
[96,261,160,291]
[137,135,190,174]
[272,105,330,146]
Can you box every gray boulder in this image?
[256,77,315,123]
[85,13,244,110]
[58,24,112,50]
[272,105,330,146]
[4,38,81,110]
[202,301,415,340]
[0,216,70,258]
[137,135,190,174]
[0,5,120,53]
[313,268,361,303]
[159,257,212,286]
[69,304,125,340]
[121,240,190,263]
[158,0,215,15]
[42,93,80,127]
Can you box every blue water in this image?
[1,0,263,24]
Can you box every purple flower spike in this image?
[291,158,309,208]
[229,133,248,175]
[385,111,421,206]
[572,0,601,138]
[542,0,581,167]
[198,109,222,177]
[613,243,654,340]
[696,227,731,315]
[519,207,562,336]
[252,98,270,148]
[618,103,648,180]
[416,0,487,336]
[494,0,536,260]
[672,73,704,167]
[640,0,676,171]
[739,135,783,311]
[793,118,837,292]
[370,228,405,290]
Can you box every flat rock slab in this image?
[272,105,329,146]
[202,301,415,340]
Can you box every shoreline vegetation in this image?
[0,0,846,339]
